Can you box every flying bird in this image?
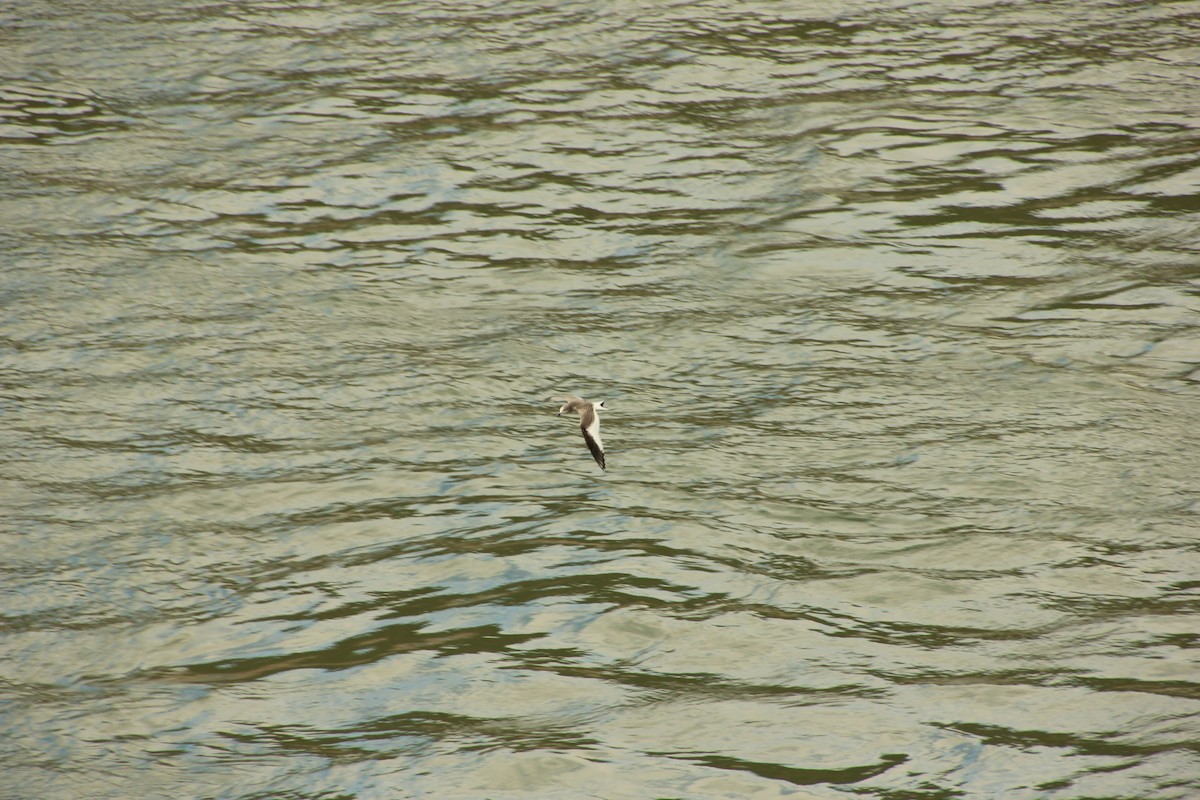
[553,395,607,470]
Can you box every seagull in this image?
[553,395,607,470]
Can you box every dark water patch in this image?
[1073,677,1200,703]
[222,709,602,761]
[941,722,1200,760]
[0,84,129,143]
[667,750,909,787]
[153,622,540,685]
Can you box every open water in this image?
[3,1,1199,798]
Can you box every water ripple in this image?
[4,1,1199,798]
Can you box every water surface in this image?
[3,1,1199,798]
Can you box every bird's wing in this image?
[579,406,606,470]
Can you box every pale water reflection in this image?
[3,1,1199,798]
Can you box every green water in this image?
[3,1,1199,798]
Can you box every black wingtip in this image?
[582,433,606,471]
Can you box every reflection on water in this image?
[3,0,1199,798]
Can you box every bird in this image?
[553,395,607,470]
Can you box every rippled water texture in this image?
[3,1,1200,798]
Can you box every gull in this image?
[553,395,608,470]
